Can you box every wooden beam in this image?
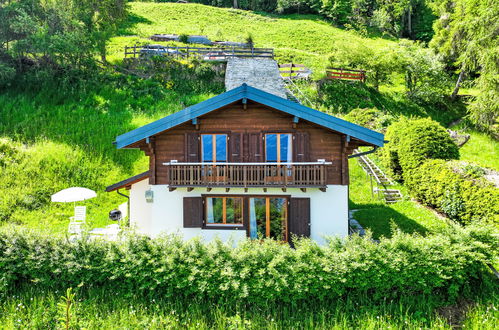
[147,137,156,185]
[187,187,194,192]
[242,97,247,110]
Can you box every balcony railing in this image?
[164,162,330,188]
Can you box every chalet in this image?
[106,84,384,245]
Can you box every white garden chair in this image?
[68,206,86,237]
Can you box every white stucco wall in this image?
[128,184,348,245]
[129,179,152,235]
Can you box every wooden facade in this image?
[135,100,360,188]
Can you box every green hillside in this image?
[108,3,396,73]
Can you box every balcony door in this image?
[248,197,288,242]
[201,134,228,182]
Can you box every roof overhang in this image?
[106,171,149,192]
[114,84,385,149]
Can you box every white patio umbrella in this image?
[51,187,97,203]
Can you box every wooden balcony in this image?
[164,162,330,189]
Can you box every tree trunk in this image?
[451,70,466,100]
[233,0,238,9]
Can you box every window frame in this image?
[201,133,228,163]
[201,195,289,242]
[264,132,293,163]
[203,195,244,228]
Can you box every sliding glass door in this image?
[248,197,288,241]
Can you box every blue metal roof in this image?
[115,84,385,148]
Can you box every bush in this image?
[0,226,497,304]
[405,160,499,225]
[382,118,459,181]
[343,107,393,132]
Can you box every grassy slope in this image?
[458,130,499,171]
[108,3,396,74]
[348,158,448,239]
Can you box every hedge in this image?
[382,117,459,181]
[0,227,497,304]
[405,160,499,225]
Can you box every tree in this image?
[330,43,403,90]
[430,0,498,131]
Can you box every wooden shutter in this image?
[248,133,263,162]
[230,132,243,162]
[183,197,203,228]
[185,133,199,162]
[289,198,311,239]
[293,132,310,162]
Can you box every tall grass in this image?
[0,65,223,230]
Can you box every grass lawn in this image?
[458,129,499,171]
[349,157,448,239]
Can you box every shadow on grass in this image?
[117,12,153,36]
[318,80,466,126]
[352,203,430,239]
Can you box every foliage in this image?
[0,227,497,304]
[320,0,353,25]
[398,39,450,103]
[0,0,128,84]
[343,107,393,131]
[329,42,403,90]
[430,0,499,132]
[382,117,459,180]
[405,160,499,225]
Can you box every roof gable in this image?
[115,84,384,148]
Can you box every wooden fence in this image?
[124,45,274,60]
[326,68,366,82]
[279,63,310,80]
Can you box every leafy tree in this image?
[320,0,352,25]
[330,43,403,90]
[430,0,498,132]
[398,40,449,102]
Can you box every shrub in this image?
[382,118,459,181]
[0,226,497,304]
[179,34,189,43]
[405,160,499,225]
[343,107,393,132]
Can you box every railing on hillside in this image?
[279,63,311,80]
[124,45,274,60]
[164,162,330,188]
[326,68,366,82]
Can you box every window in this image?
[205,197,243,226]
[202,134,227,163]
[249,197,288,241]
[265,133,292,163]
